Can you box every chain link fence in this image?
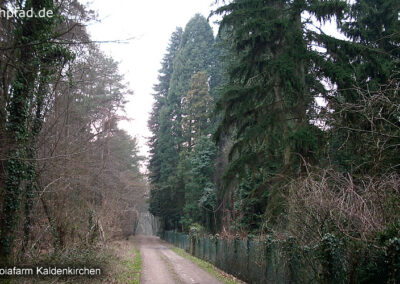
[161,229,400,283]
[161,231,317,283]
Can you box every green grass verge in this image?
[118,248,142,284]
[170,246,244,284]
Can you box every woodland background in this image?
[0,0,146,265]
[0,0,399,282]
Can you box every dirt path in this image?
[135,235,222,284]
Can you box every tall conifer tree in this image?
[213,0,346,231]
[322,0,400,174]
[148,28,183,186]
[155,15,216,230]
[148,28,183,229]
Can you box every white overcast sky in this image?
[83,0,220,163]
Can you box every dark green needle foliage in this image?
[323,0,400,175]
[212,0,346,230]
[149,15,217,231]
[182,136,217,232]
[167,14,215,152]
[148,28,183,187]
[148,28,183,229]
[150,3,400,281]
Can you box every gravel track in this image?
[135,235,222,284]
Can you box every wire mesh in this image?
[161,231,317,283]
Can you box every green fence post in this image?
[215,237,219,267]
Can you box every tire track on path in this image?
[136,235,222,284]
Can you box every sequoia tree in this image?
[149,15,216,231]
[148,28,183,229]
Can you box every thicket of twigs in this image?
[0,0,145,264]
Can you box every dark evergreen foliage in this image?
[148,15,218,231]
[212,0,347,230]
[148,28,183,229]
[322,0,400,175]
[148,2,400,281]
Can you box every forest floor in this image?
[136,235,243,284]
